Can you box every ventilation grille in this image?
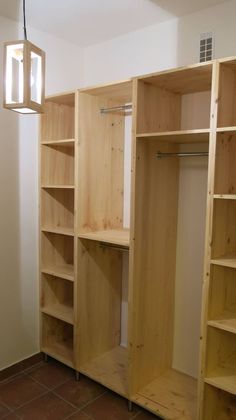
[199,32,214,63]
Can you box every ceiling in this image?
[0,0,229,46]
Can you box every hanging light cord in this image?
[23,0,27,40]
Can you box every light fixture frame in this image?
[3,39,45,114]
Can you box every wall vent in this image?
[199,32,214,63]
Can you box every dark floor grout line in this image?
[63,408,93,420]
[52,388,108,413]
[51,390,82,410]
[13,389,49,412]
[76,389,108,412]
[22,361,45,375]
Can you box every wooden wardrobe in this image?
[39,57,236,419]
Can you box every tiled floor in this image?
[0,359,160,419]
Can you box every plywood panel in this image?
[41,145,74,186]
[77,239,122,365]
[203,385,236,420]
[41,101,75,140]
[218,64,236,128]
[78,92,125,233]
[41,188,74,231]
[136,80,181,134]
[129,138,179,393]
[214,132,236,194]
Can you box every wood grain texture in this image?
[80,346,128,397]
[129,138,179,393]
[203,385,236,420]
[77,92,125,233]
[77,239,122,365]
[214,132,236,194]
[133,369,197,420]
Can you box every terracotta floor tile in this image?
[84,392,139,420]
[66,411,92,420]
[54,377,105,409]
[27,360,74,389]
[0,403,10,418]
[16,393,76,420]
[0,375,46,410]
[134,410,160,419]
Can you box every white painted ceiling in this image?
[0,0,229,46]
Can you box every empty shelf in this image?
[41,226,74,236]
[41,264,74,282]
[214,195,236,200]
[137,129,210,144]
[211,255,236,269]
[208,314,236,334]
[41,185,75,189]
[132,369,197,419]
[41,303,74,325]
[205,369,236,395]
[80,346,128,397]
[78,229,130,248]
[41,139,75,147]
[42,340,74,368]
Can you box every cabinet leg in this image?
[128,400,133,412]
[43,353,48,363]
[75,371,80,381]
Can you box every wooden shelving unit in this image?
[76,80,133,398]
[39,58,236,418]
[40,92,77,370]
[199,58,236,419]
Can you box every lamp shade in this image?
[3,40,45,114]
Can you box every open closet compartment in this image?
[76,80,133,397]
[129,64,213,419]
[41,273,74,325]
[77,80,133,247]
[77,239,128,396]
[136,62,212,138]
[41,93,75,142]
[203,385,236,419]
[41,313,74,368]
[41,187,74,234]
[217,59,236,129]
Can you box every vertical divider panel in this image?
[198,61,220,419]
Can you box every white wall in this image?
[0,15,84,370]
[84,0,236,87]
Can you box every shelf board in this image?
[41,265,74,282]
[214,194,236,200]
[136,129,210,144]
[208,314,236,334]
[211,254,236,269]
[78,229,130,248]
[41,185,75,190]
[132,368,197,419]
[41,226,74,236]
[42,340,74,368]
[205,369,236,395]
[41,139,75,147]
[41,303,74,325]
[217,127,236,133]
[80,346,128,397]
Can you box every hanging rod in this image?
[99,243,129,252]
[100,103,132,114]
[156,151,209,159]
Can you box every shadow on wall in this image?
[0,13,38,369]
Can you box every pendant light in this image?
[3,0,45,114]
